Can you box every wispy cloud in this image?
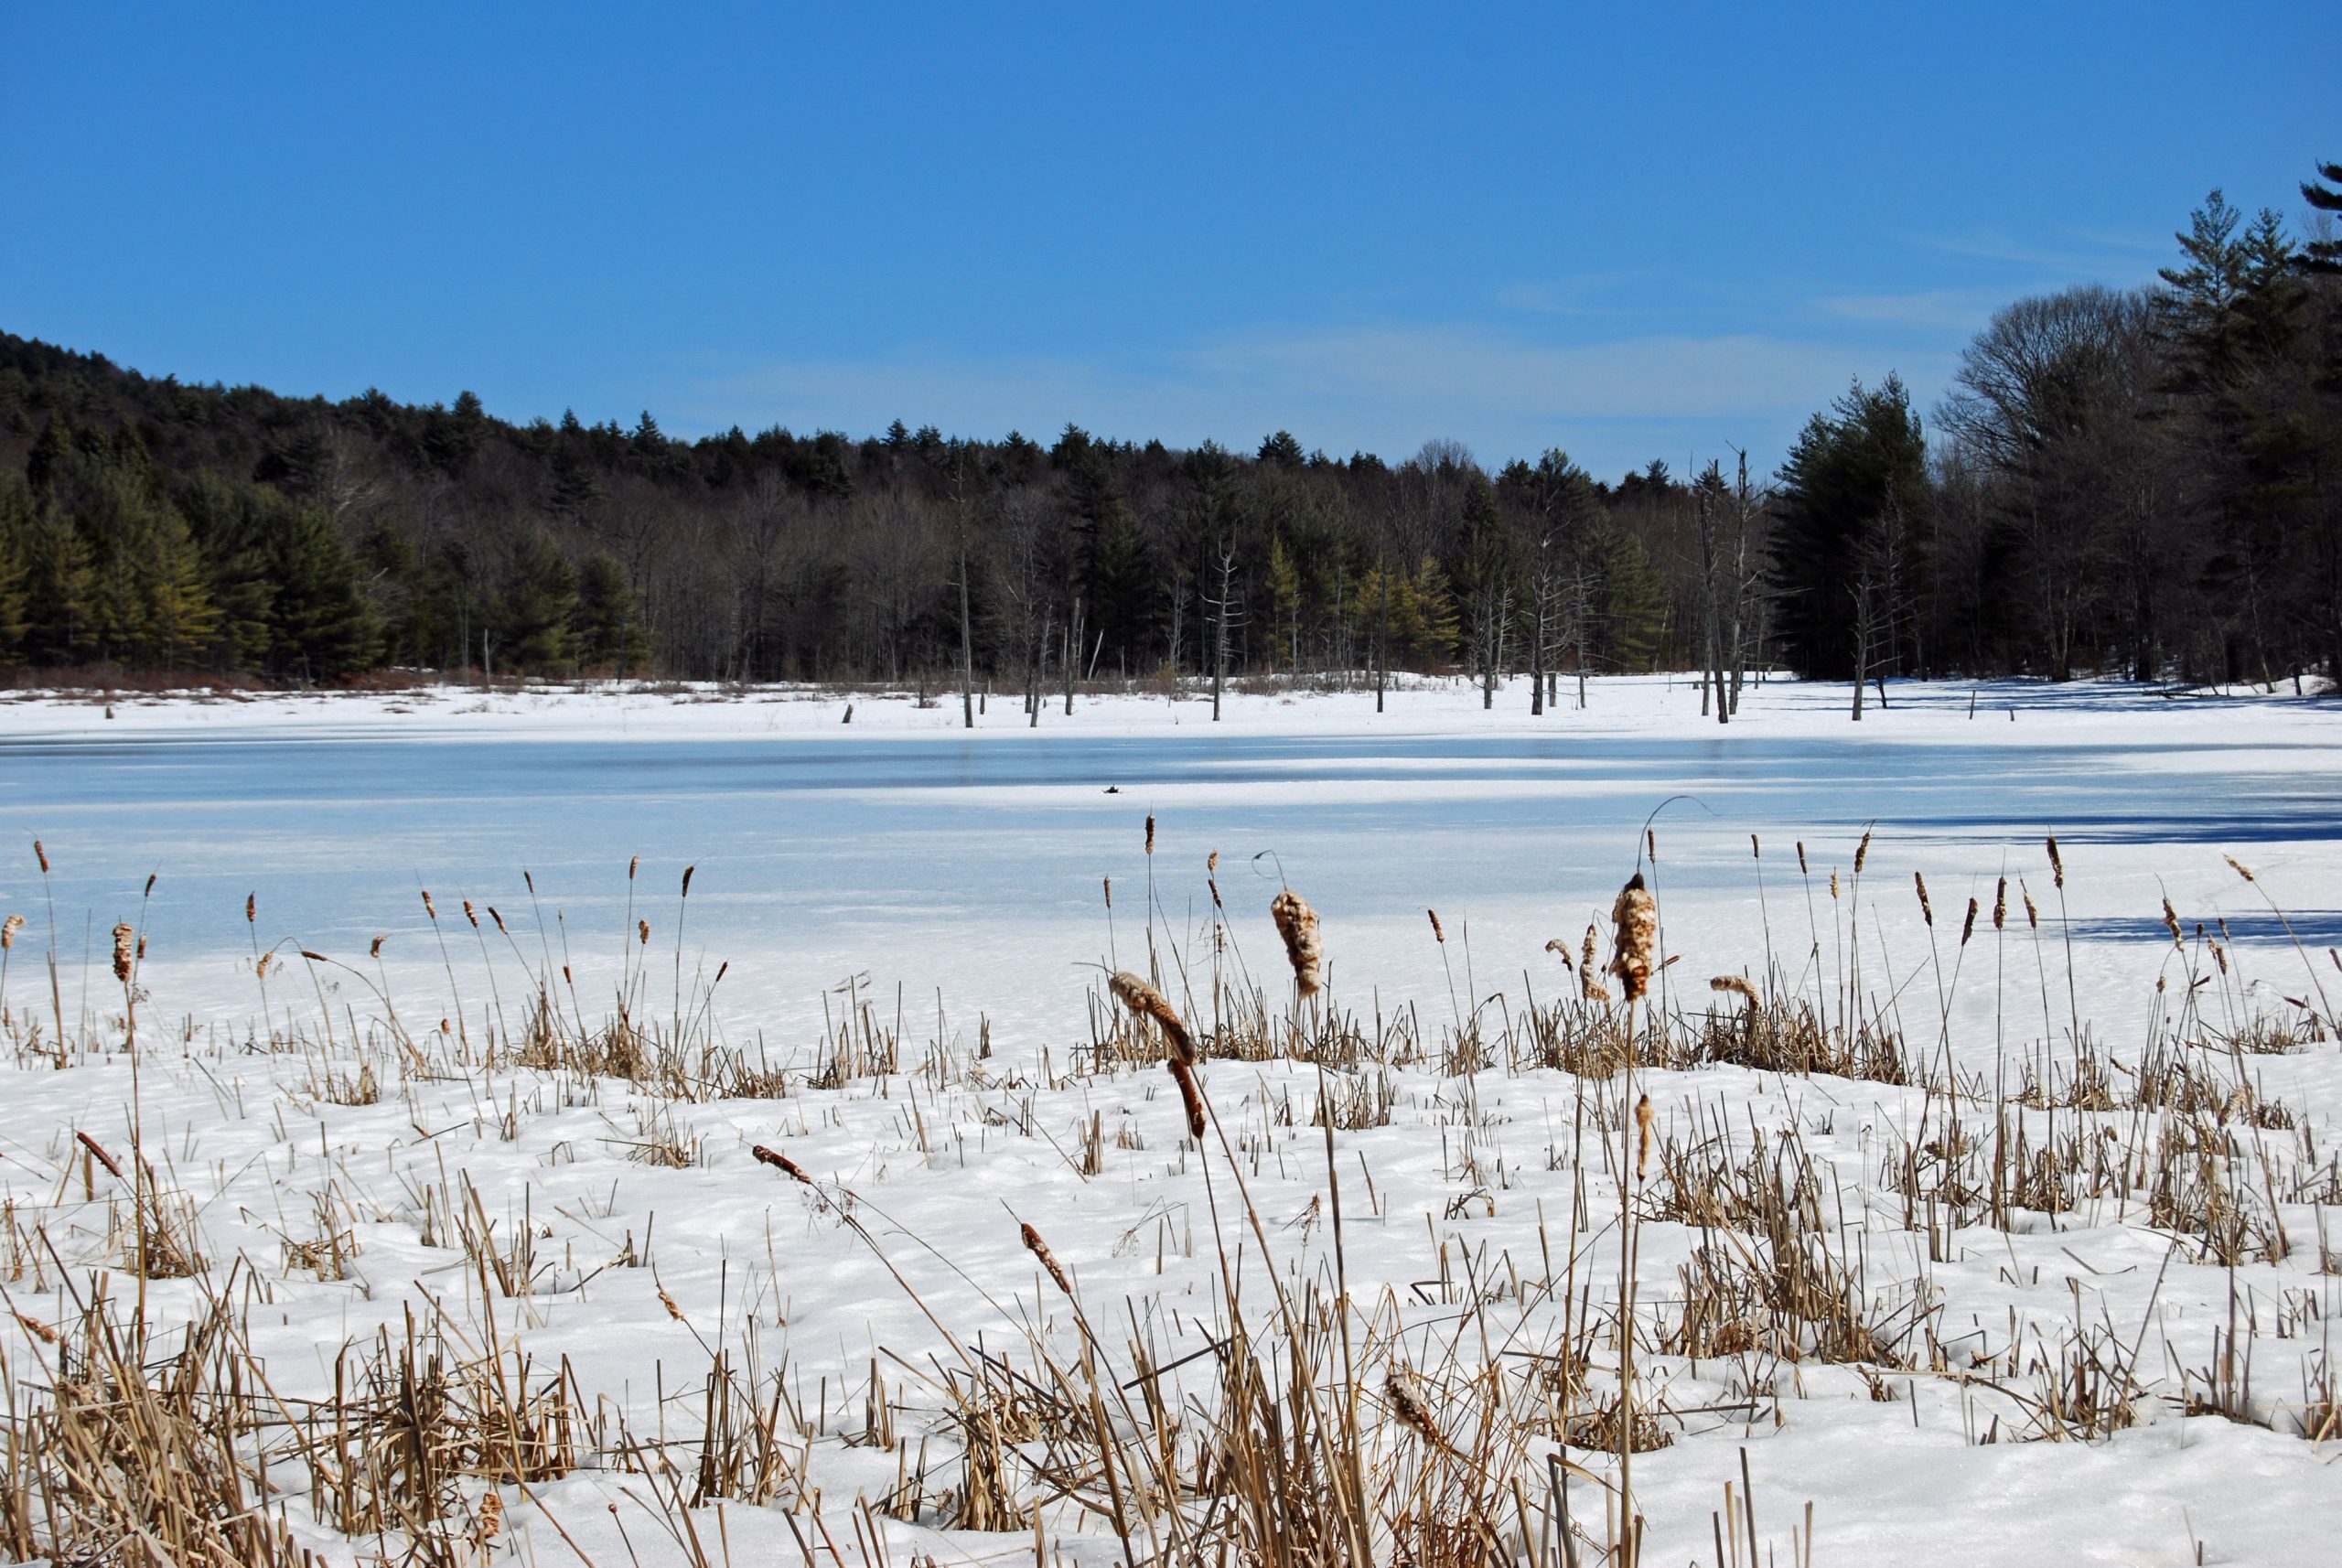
[1492,272,1646,317]
[671,323,1955,477]
[1818,287,2004,329]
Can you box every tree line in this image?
[1,164,2336,704]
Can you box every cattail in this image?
[1021,1222,1073,1294]
[1710,973,1758,1004]
[1110,970,1194,1062]
[489,907,509,934]
[1144,815,1155,856]
[1914,873,1933,927]
[1854,829,1872,875]
[255,952,274,979]
[751,1144,814,1184]
[2209,939,2229,976]
[1427,908,1445,944]
[628,855,639,880]
[1270,889,1322,997]
[1585,979,1613,1004]
[2046,836,2064,889]
[136,934,145,961]
[1796,841,1809,875]
[1580,924,1598,997]
[470,1490,503,1551]
[1386,1368,1445,1449]
[463,899,479,929]
[1634,1093,1654,1177]
[1103,875,1112,911]
[245,893,256,924]
[1208,877,1223,910]
[2024,890,2039,929]
[1208,850,1219,874]
[1608,873,1657,1004]
[658,1287,685,1322]
[714,961,728,984]
[421,889,437,919]
[1,913,21,950]
[1993,877,2007,931]
[2161,898,2182,948]
[300,950,328,964]
[1751,834,1760,859]
[13,1310,59,1346]
[112,923,134,983]
[638,918,650,945]
[1168,1056,1208,1139]
[1829,871,1840,901]
[33,841,48,875]
[76,1130,124,1178]
[1545,937,1575,972]
[2224,854,2255,883]
[1961,898,1978,947]
[682,865,695,898]
[371,935,386,958]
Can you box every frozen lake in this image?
[6,676,2339,1047]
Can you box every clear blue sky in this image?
[3,2,2328,482]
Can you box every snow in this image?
[3,675,2338,1565]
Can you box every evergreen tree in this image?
[1768,376,1930,678]
[19,505,96,665]
[265,499,381,679]
[575,552,651,672]
[0,472,32,661]
[499,531,579,669]
[177,470,279,671]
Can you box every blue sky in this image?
[3,2,2328,481]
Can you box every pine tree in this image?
[0,471,33,662]
[177,471,277,671]
[574,552,650,673]
[499,531,578,669]
[266,499,381,679]
[1767,376,1930,678]
[19,506,96,666]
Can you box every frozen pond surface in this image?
[6,677,2340,1045]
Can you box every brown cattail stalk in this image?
[1109,970,1194,1062]
[245,893,256,924]
[1385,1368,1446,1451]
[489,906,509,934]
[751,1144,814,1183]
[470,1491,503,1552]
[1545,937,1575,971]
[255,952,274,980]
[1020,1222,1074,1294]
[33,841,48,875]
[1993,877,2007,930]
[300,950,328,965]
[75,1130,124,1178]
[1580,924,1599,997]
[1710,973,1758,1004]
[1608,874,1656,1004]
[112,923,134,983]
[1634,1093,1655,1178]
[1961,898,1978,947]
[638,918,650,945]
[1796,841,1809,875]
[2047,836,2064,889]
[2161,898,2183,949]
[2024,889,2040,929]
[1,913,21,950]
[1751,833,1760,859]
[682,865,695,897]
[421,889,437,919]
[1914,873,1933,927]
[1270,889,1323,997]
[370,935,386,958]
[1427,908,1445,944]
[1854,829,1872,875]
[2224,854,2255,883]
[462,899,479,929]
[1144,815,1155,856]
[1168,1057,1208,1139]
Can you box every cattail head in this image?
[1384,1367,1442,1445]
[1580,924,1598,997]
[33,841,48,875]
[489,907,508,935]
[144,873,156,897]
[1829,871,1840,901]
[2024,890,2039,929]
[0,913,21,950]
[245,893,256,924]
[682,865,695,898]
[1993,877,2007,931]
[1634,1092,1655,1178]
[1102,875,1112,911]
[421,889,437,919]
[1854,829,1872,875]
[638,918,650,945]
[1796,841,1809,875]
[2161,897,2182,948]
[1961,898,1978,947]
[1710,973,1758,1005]
[1545,937,1574,971]
[629,855,639,880]
[1647,828,1658,862]
[1168,1056,1208,1140]
[470,1490,503,1551]
[2224,854,2255,884]
[1144,815,1155,856]
[1751,833,1760,859]
[13,1310,59,1347]
[1608,873,1657,1004]
[1427,908,1445,944]
[1270,888,1323,997]
[1208,850,1219,874]
[1021,1221,1074,1294]
[751,1144,814,1184]
[2046,836,2064,889]
[1208,876,1223,910]
[112,923,134,984]
[255,951,274,979]
[300,950,328,965]
[1109,970,1194,1062]
[463,899,479,929]
[371,935,385,959]
[1914,873,1933,927]
[658,1286,685,1322]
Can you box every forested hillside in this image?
[2,170,2337,695]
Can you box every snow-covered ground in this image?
[2,676,2337,1565]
